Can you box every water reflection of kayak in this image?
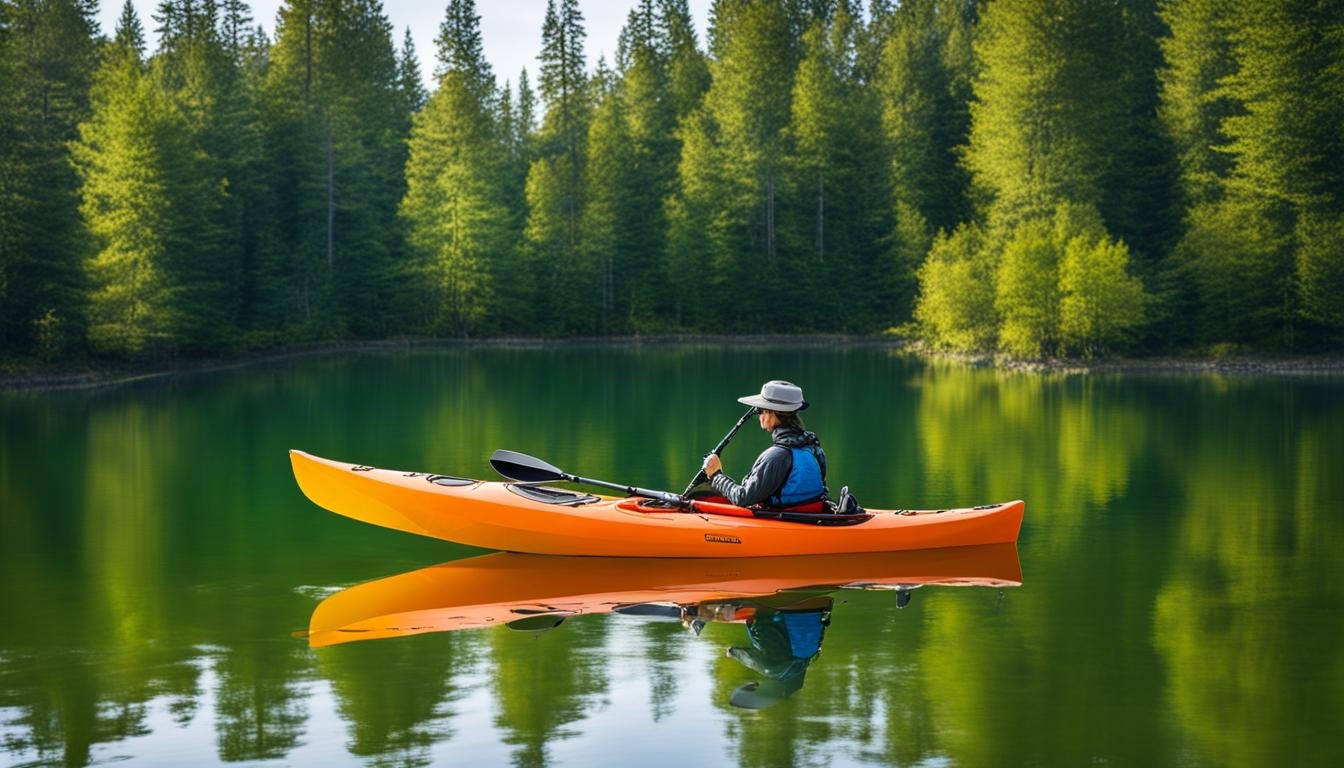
[290,450,1024,557]
[306,543,1021,647]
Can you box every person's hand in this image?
[703,454,722,477]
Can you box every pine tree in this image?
[589,0,684,331]
[261,0,408,337]
[1166,0,1344,346]
[1221,0,1344,344]
[1156,0,1241,347]
[1089,0,1179,273]
[150,0,261,351]
[397,27,426,113]
[669,0,799,330]
[579,60,632,333]
[482,69,535,331]
[966,0,1156,237]
[658,0,710,120]
[400,0,509,336]
[525,0,591,332]
[0,0,99,357]
[785,3,891,330]
[221,0,252,56]
[877,0,972,235]
[72,2,184,354]
[876,0,976,325]
[230,20,281,345]
[1158,0,1238,209]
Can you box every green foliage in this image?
[917,200,1148,357]
[913,223,996,351]
[72,29,181,354]
[1173,200,1293,345]
[994,218,1060,357]
[0,0,98,355]
[1160,0,1344,349]
[525,0,592,334]
[967,0,1176,268]
[396,27,427,113]
[1296,213,1344,333]
[1059,237,1149,357]
[260,0,408,338]
[659,0,711,120]
[877,0,972,234]
[668,0,798,331]
[580,74,634,333]
[1158,0,1238,208]
[1,0,1341,361]
[967,0,1119,222]
[784,6,893,330]
[598,1,683,332]
[399,0,509,337]
[400,75,508,336]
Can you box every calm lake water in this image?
[2,345,1341,767]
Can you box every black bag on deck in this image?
[835,486,864,515]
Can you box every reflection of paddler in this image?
[721,596,833,709]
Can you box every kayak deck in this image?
[290,450,1024,558]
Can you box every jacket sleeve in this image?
[711,446,791,507]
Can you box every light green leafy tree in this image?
[994,218,1060,357]
[1059,236,1149,357]
[913,223,996,351]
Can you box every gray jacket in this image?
[711,426,828,507]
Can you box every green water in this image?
[2,346,1341,767]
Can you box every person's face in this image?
[758,410,780,431]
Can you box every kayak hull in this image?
[308,544,1022,646]
[289,450,1024,558]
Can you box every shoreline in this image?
[3,335,1342,392]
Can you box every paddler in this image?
[701,380,829,511]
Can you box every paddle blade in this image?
[490,449,566,483]
[506,613,570,632]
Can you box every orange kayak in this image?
[308,543,1022,647]
[290,450,1024,557]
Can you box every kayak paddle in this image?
[681,406,758,497]
[489,449,685,505]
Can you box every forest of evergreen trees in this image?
[1,0,1341,362]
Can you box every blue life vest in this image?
[778,611,825,659]
[770,447,825,507]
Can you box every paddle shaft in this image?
[681,407,758,497]
[559,472,684,506]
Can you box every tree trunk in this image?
[326,123,334,272]
[817,175,825,262]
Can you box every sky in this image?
[95,0,713,94]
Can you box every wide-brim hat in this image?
[737,380,808,412]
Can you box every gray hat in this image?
[737,380,808,412]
